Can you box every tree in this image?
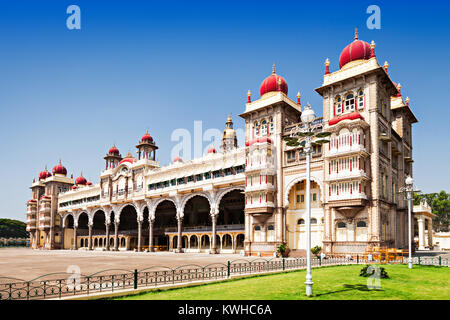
[414,191,450,232]
[0,219,29,238]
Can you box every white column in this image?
[418,216,425,250]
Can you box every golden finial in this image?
[297,91,301,98]
[397,83,402,90]
[247,90,251,97]
[405,97,410,105]
[325,58,330,66]
[384,61,389,68]
[272,63,276,74]
[370,40,376,49]
[354,27,359,41]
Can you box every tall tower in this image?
[315,30,417,254]
[221,115,238,153]
[239,64,302,256]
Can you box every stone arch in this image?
[76,211,90,228]
[150,198,178,219]
[117,202,140,222]
[180,193,213,217]
[61,213,75,228]
[284,174,324,207]
[215,187,245,214]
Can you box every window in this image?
[311,218,317,224]
[269,117,274,133]
[254,121,259,136]
[268,225,274,230]
[301,195,304,203]
[357,221,367,228]
[254,226,261,231]
[296,195,300,203]
[358,90,364,109]
[297,219,305,225]
[335,96,342,115]
[337,222,347,228]
[312,193,317,202]
[345,93,355,112]
[261,119,267,136]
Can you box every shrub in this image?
[359,265,389,278]
[311,246,322,258]
[277,244,287,257]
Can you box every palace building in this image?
[26,30,418,256]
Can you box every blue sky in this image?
[0,0,449,221]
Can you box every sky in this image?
[0,0,449,221]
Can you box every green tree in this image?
[0,219,29,238]
[414,191,450,232]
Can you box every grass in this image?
[114,264,450,300]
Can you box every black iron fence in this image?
[0,256,447,300]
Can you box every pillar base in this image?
[175,248,184,253]
[210,248,218,254]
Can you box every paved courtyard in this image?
[0,248,243,280]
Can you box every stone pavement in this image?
[0,248,243,280]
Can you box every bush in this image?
[311,246,322,258]
[277,244,287,257]
[359,265,389,278]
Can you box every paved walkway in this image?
[0,248,243,280]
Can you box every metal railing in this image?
[0,255,447,300]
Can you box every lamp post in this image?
[285,103,330,296]
[399,176,419,269]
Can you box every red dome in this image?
[71,185,78,190]
[39,169,52,180]
[75,174,87,185]
[86,181,92,186]
[108,145,119,155]
[141,131,153,143]
[339,32,372,69]
[52,160,67,176]
[260,65,288,97]
[173,156,182,162]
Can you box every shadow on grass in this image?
[314,284,384,297]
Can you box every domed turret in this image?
[338,29,375,69]
[75,173,87,185]
[260,64,288,97]
[39,167,52,180]
[221,114,238,153]
[52,160,67,176]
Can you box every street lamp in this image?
[284,103,330,296]
[399,176,420,269]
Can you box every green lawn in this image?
[114,265,450,300]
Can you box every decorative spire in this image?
[354,27,359,41]
[297,91,301,105]
[384,61,389,73]
[272,63,276,74]
[397,83,402,97]
[247,90,251,103]
[405,96,410,106]
[370,40,376,58]
[324,58,330,75]
[33,178,35,183]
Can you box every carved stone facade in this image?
[26,32,417,256]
